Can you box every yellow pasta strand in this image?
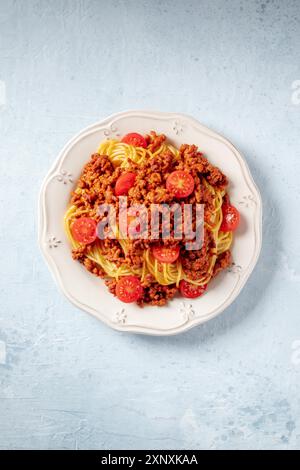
[64,138,233,288]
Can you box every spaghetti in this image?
[64,131,237,306]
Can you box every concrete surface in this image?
[0,0,300,450]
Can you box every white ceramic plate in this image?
[38,110,262,335]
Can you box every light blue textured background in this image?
[0,0,300,450]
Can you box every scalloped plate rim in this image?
[38,110,262,336]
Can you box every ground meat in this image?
[69,132,233,306]
[71,153,120,211]
[128,150,176,207]
[72,246,87,263]
[84,257,106,278]
[146,131,166,153]
[178,144,228,189]
[137,283,178,306]
[125,240,145,269]
[105,278,117,295]
[181,229,216,280]
[100,239,126,266]
[213,250,232,277]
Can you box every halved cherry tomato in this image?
[220,204,240,232]
[152,245,180,264]
[115,172,136,196]
[121,133,147,148]
[179,280,207,298]
[116,276,143,303]
[71,217,97,244]
[166,170,195,198]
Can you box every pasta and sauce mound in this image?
[64,131,240,306]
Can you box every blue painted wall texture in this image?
[0,0,300,450]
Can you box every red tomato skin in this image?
[152,245,180,264]
[166,171,195,198]
[116,276,143,303]
[220,204,240,232]
[115,172,136,196]
[71,217,97,245]
[179,280,207,299]
[121,133,147,148]
[127,215,141,236]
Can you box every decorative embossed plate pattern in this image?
[38,111,262,335]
